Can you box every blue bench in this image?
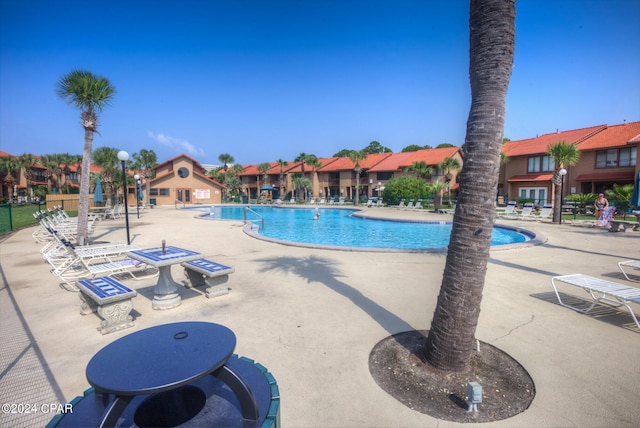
[181,259,235,298]
[77,277,137,334]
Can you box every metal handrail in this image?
[175,199,185,209]
[244,207,264,230]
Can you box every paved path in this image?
[1,205,639,427]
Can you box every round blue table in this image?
[86,322,258,427]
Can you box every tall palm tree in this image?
[292,175,311,202]
[132,149,158,205]
[547,141,581,223]
[218,153,234,172]
[425,0,516,372]
[276,158,289,198]
[56,70,116,244]
[92,147,120,206]
[306,157,322,199]
[438,157,461,205]
[348,150,367,203]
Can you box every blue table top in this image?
[77,277,135,302]
[127,246,203,266]
[86,322,236,395]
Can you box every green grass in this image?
[0,204,78,234]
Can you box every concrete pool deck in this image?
[1,205,639,427]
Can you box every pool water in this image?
[196,206,529,251]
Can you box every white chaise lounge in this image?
[618,260,640,282]
[551,274,640,330]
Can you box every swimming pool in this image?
[195,206,533,252]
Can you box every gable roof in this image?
[155,153,207,174]
[574,121,640,150]
[502,124,606,157]
[402,147,462,167]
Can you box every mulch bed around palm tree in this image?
[369,330,535,423]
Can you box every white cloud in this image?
[147,131,204,156]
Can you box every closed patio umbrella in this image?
[93,177,104,204]
[631,171,640,209]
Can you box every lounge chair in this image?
[397,199,406,209]
[517,203,535,219]
[405,200,415,210]
[376,199,383,207]
[367,199,373,208]
[318,198,326,205]
[498,201,517,216]
[618,260,640,282]
[537,204,553,220]
[413,200,423,210]
[551,274,640,330]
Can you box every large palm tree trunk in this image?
[76,129,93,244]
[425,0,515,372]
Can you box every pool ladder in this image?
[244,207,264,230]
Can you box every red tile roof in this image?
[502,125,606,157]
[402,147,462,167]
[574,121,640,150]
[317,153,391,172]
[507,173,554,182]
[368,152,416,172]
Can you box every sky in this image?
[1,0,639,166]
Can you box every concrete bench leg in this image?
[184,268,230,298]
[203,275,230,298]
[79,293,135,335]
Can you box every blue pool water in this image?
[195,206,529,251]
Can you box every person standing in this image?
[594,193,609,219]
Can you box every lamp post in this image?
[117,150,131,244]
[559,168,567,224]
[134,174,140,219]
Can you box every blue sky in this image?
[1,0,639,166]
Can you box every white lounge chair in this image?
[618,260,640,282]
[551,274,640,330]
[405,200,414,210]
[498,201,517,216]
[537,204,553,220]
[397,199,406,209]
[518,203,535,219]
[413,200,423,210]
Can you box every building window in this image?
[527,155,554,173]
[159,188,170,196]
[376,172,393,181]
[596,147,636,168]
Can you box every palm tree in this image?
[306,157,322,199]
[425,0,516,372]
[547,141,581,223]
[405,161,433,180]
[218,153,234,172]
[0,156,19,201]
[92,147,120,206]
[132,149,158,205]
[276,159,289,198]
[438,157,461,205]
[42,154,65,193]
[257,162,271,201]
[348,150,367,204]
[17,154,37,200]
[292,175,311,202]
[56,70,116,244]
[429,180,448,212]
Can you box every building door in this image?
[519,187,547,205]
[177,188,191,203]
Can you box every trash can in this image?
[150,198,156,206]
